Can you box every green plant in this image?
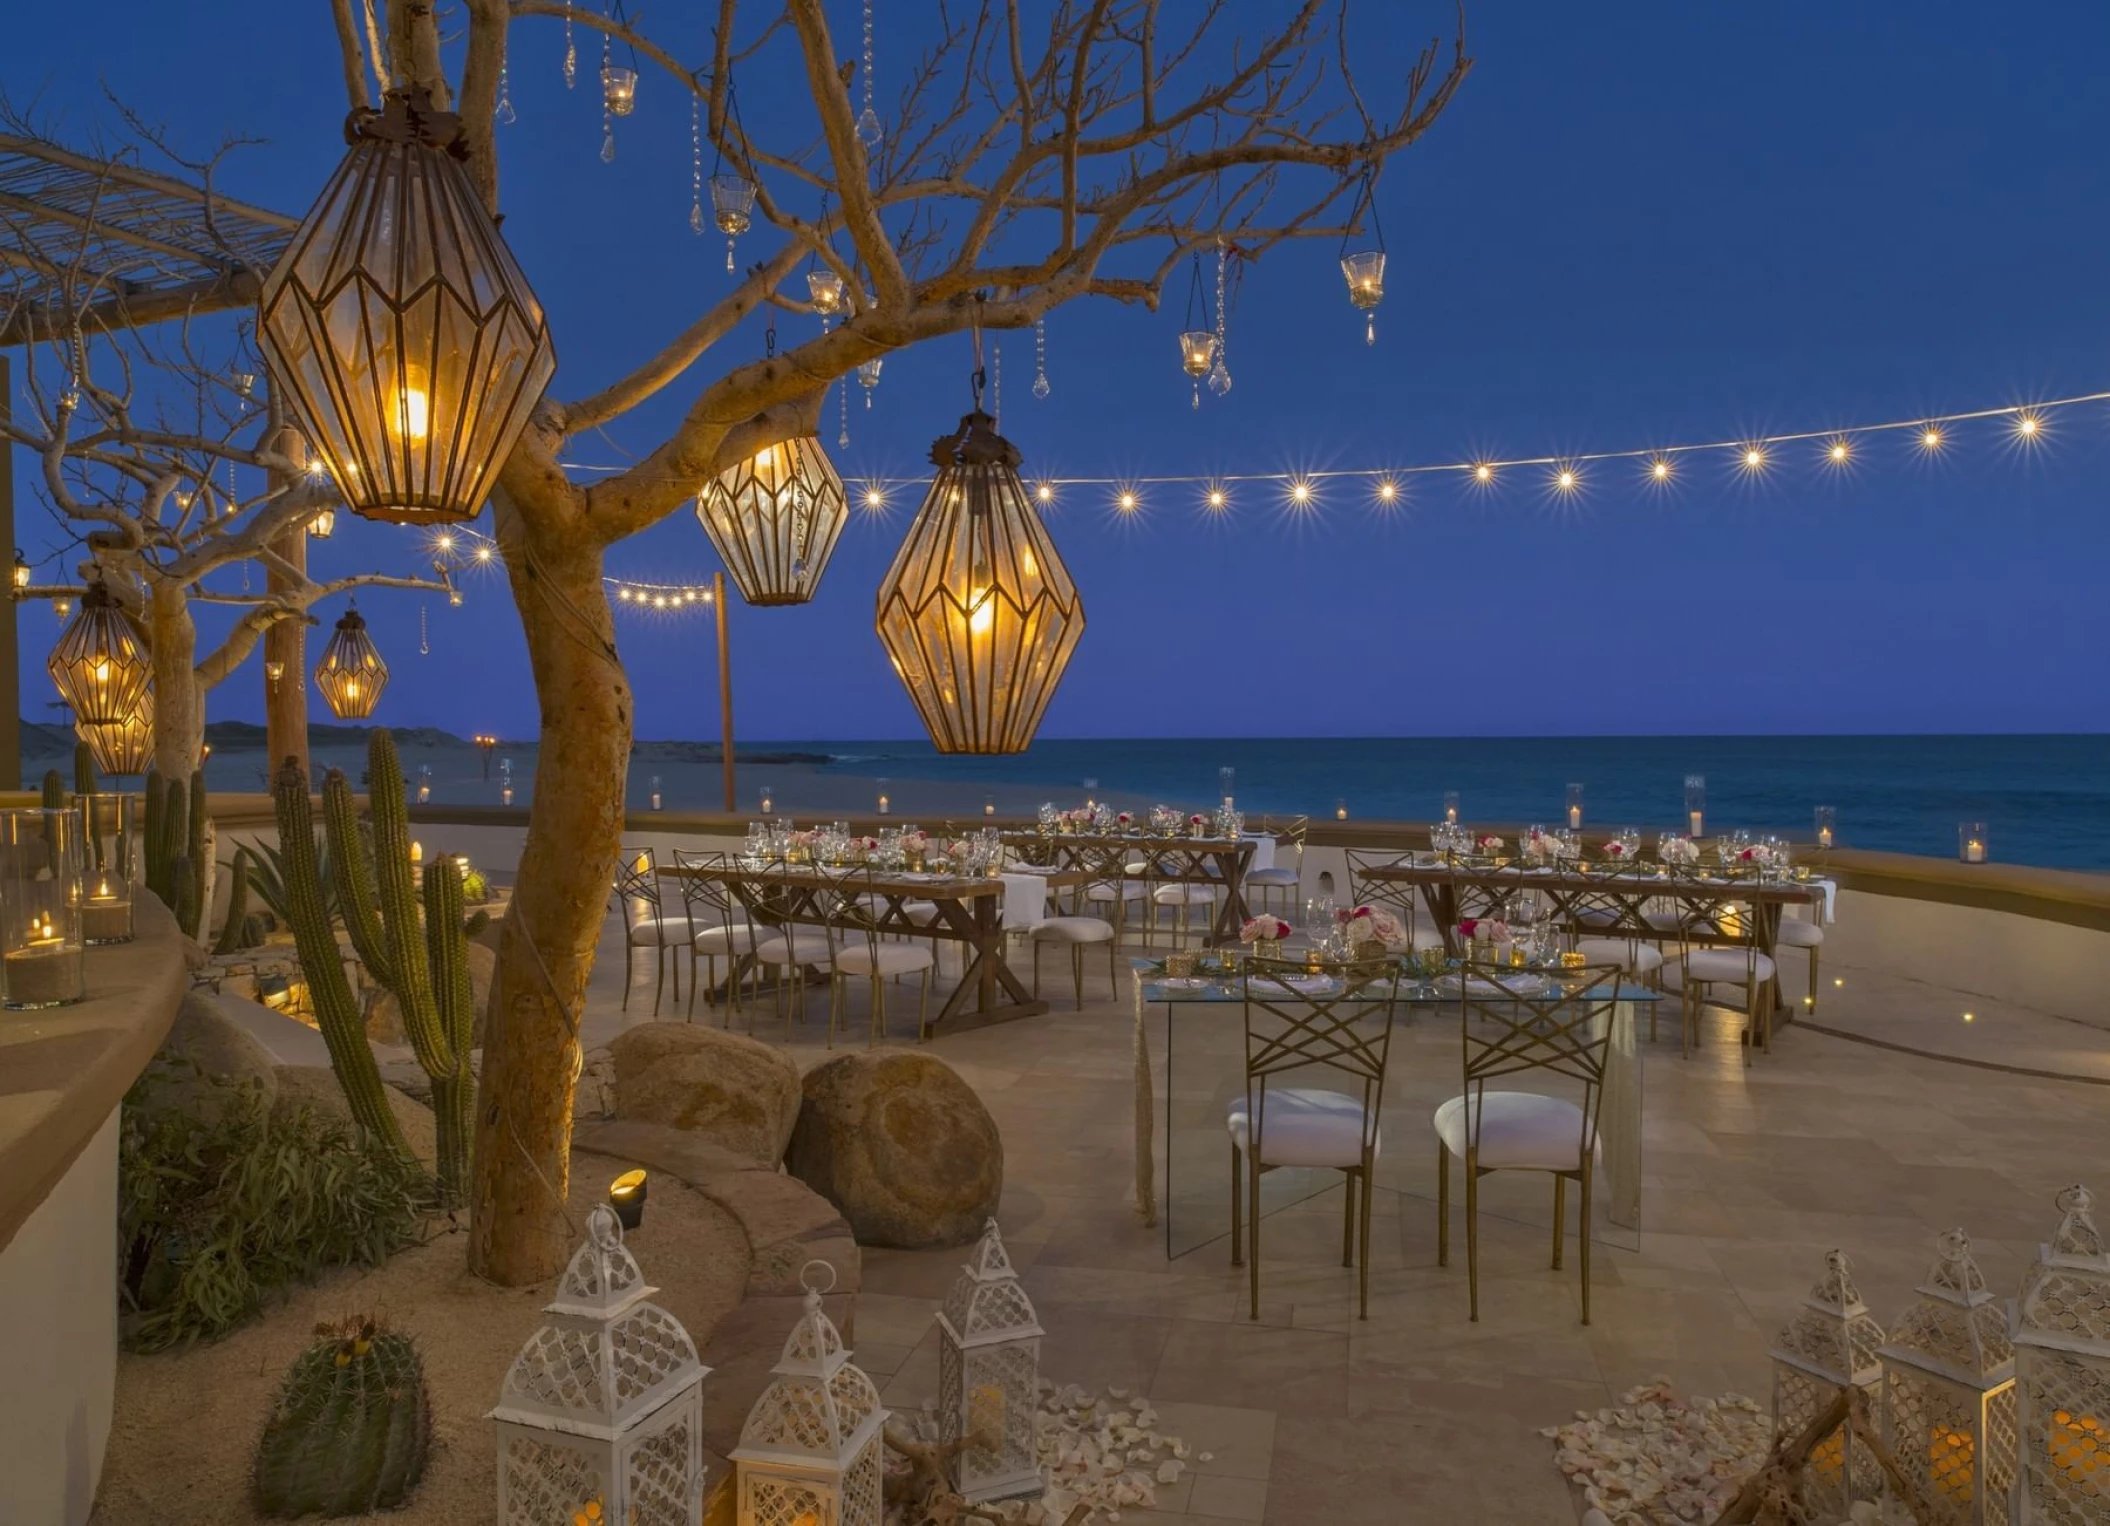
[271,760,418,1169]
[213,846,255,954]
[312,731,476,1204]
[73,740,96,797]
[118,1065,427,1350]
[187,765,211,937]
[254,1315,430,1518]
[144,766,166,896]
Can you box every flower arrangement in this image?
[1600,839,1629,859]
[1737,843,1776,866]
[1189,814,1206,828]
[1457,918,1512,944]
[1336,905,1407,947]
[1476,834,1506,852]
[1240,916,1292,943]
[1116,811,1133,826]
[1659,835,1700,867]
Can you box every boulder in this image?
[366,941,496,1046]
[786,1050,1002,1249]
[147,989,280,1122]
[272,1065,437,1168]
[610,1023,801,1165]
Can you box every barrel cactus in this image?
[254,1316,429,1518]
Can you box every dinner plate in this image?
[1156,977,1208,991]
[1250,974,1342,998]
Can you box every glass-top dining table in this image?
[1126,956,1661,1260]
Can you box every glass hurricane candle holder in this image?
[1684,774,1707,838]
[1959,822,1988,864]
[648,775,663,812]
[1335,798,1348,821]
[1219,766,1235,811]
[1442,790,1460,826]
[76,793,136,945]
[3,807,84,1008]
[1566,782,1584,830]
[1815,806,1836,851]
[758,781,774,814]
[877,781,891,816]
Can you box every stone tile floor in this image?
[580,914,2110,1523]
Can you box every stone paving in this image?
[579,911,2110,1524]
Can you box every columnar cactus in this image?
[213,846,254,955]
[254,1316,430,1518]
[187,766,211,938]
[73,740,96,798]
[143,766,166,897]
[271,756,415,1166]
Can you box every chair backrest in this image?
[1455,961,1621,1156]
[1239,956,1402,1159]
[613,847,663,931]
[1259,814,1309,873]
[820,866,884,962]
[670,848,739,936]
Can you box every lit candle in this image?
[608,1168,648,1230]
[983,794,996,816]
[877,792,890,815]
[6,914,80,1009]
[502,783,514,806]
[1818,825,1833,849]
[1566,783,1584,831]
[759,784,775,813]
[81,876,131,944]
[649,775,663,811]
[1965,838,1985,863]
[1688,810,1705,837]
[1335,799,1349,821]
[409,841,423,864]
[1568,804,1583,829]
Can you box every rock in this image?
[610,1022,802,1166]
[272,1064,437,1168]
[785,1049,1002,1249]
[578,1045,618,1120]
[366,942,496,1046]
[145,989,280,1121]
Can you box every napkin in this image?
[1001,872,1052,930]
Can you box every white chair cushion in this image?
[627,912,692,946]
[1086,881,1146,902]
[901,899,941,925]
[1153,883,1218,906]
[1574,938,1664,976]
[1683,948,1777,985]
[1029,915,1114,944]
[1245,866,1299,885]
[692,922,757,955]
[1774,919,1824,949]
[835,942,934,977]
[755,930,833,965]
[1573,909,1618,930]
[1226,1087,1376,1169]
[1434,1090,1596,1172]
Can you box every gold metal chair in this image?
[612,848,687,1016]
[1244,815,1308,917]
[671,848,755,1025]
[825,869,934,1047]
[1434,961,1620,1325]
[1228,955,1402,1320]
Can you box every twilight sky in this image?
[11,1,2110,743]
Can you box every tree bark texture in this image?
[265,428,310,776]
[467,502,630,1283]
[147,581,203,777]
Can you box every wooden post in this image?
[263,423,309,777]
[0,356,18,791]
[715,569,735,812]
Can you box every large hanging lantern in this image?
[875,409,1084,754]
[1770,1250,1886,1519]
[730,1266,885,1526]
[1879,1228,2017,1523]
[49,579,151,725]
[2012,1184,2110,1522]
[78,686,153,777]
[696,436,849,606]
[489,1205,708,1526]
[314,604,389,719]
[257,87,557,526]
[936,1220,1044,1504]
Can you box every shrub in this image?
[118,1063,432,1351]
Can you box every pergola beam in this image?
[0,269,262,347]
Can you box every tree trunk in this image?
[467,521,631,1284]
[264,426,310,778]
[148,581,204,777]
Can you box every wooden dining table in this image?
[999,830,1257,946]
[658,860,1082,1036]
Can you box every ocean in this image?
[748,734,2110,871]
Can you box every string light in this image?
[1116,490,1138,512]
[1553,465,1580,494]
[1827,438,1853,465]
[2014,410,2044,440]
[1376,479,1399,504]
[863,485,885,510]
[1472,462,1495,485]
[1206,486,1227,510]
[1919,425,1944,451]
[429,525,716,615]
[1035,482,1055,504]
[1648,455,1673,483]
[1740,444,1767,472]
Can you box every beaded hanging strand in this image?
[563,4,577,87]
[599,24,615,161]
[497,56,517,124]
[419,603,430,656]
[689,93,704,233]
[856,0,882,147]
[839,377,851,449]
[1208,237,1233,396]
[1032,315,1050,399]
[992,342,1002,433]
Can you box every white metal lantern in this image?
[2012,1184,2110,1521]
[1879,1228,2019,1524]
[489,1205,708,1526]
[1771,1250,1886,1518]
[937,1219,1044,1504]
[732,1266,885,1526]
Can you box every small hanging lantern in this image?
[309,507,336,539]
[875,401,1085,754]
[807,269,846,317]
[258,87,558,526]
[1770,1250,1886,1518]
[1879,1228,2018,1523]
[731,1263,885,1526]
[1339,165,1387,346]
[696,435,850,606]
[490,1204,708,1526]
[857,356,883,408]
[314,604,389,719]
[11,550,29,595]
[936,1220,1044,1504]
[601,64,638,116]
[708,74,758,274]
[49,578,151,726]
[78,685,153,777]
[2012,1184,2110,1521]
[1178,251,1218,408]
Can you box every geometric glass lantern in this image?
[48,578,151,726]
[2011,1184,2110,1522]
[258,87,557,526]
[1771,1250,1887,1520]
[489,1205,708,1526]
[78,684,153,777]
[1880,1228,2019,1525]
[695,436,849,607]
[731,1265,885,1526]
[936,1219,1044,1504]
[314,604,388,719]
[874,409,1084,754]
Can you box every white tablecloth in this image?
[1000,871,1054,930]
[1242,832,1277,874]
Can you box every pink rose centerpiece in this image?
[1116,811,1134,827]
[1336,904,1407,949]
[1601,839,1628,859]
[1476,834,1506,854]
[1240,916,1292,943]
[1659,834,1700,868]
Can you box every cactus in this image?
[39,769,62,810]
[254,1316,429,1518]
[156,779,187,906]
[169,854,196,943]
[272,757,416,1167]
[73,740,96,798]
[214,847,253,954]
[187,767,210,937]
[143,767,166,899]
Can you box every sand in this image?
[90,1149,749,1525]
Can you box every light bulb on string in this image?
[1035,482,1055,505]
[1376,479,1399,506]
[1919,425,1944,452]
[1647,455,1674,484]
[1287,478,1314,509]
[2012,408,2045,443]
[1116,490,1138,513]
[1826,437,1853,467]
[1205,485,1228,512]
[1471,462,1496,488]
[1739,444,1768,474]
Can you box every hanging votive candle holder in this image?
[1959,822,1988,864]
[4,807,85,1009]
[601,65,638,115]
[77,793,136,945]
[807,269,846,316]
[1815,806,1836,851]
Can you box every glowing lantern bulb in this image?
[1651,458,1671,481]
[1830,441,1851,463]
[1378,480,1397,502]
[1207,489,1225,509]
[1118,491,1137,511]
[1921,427,1943,450]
